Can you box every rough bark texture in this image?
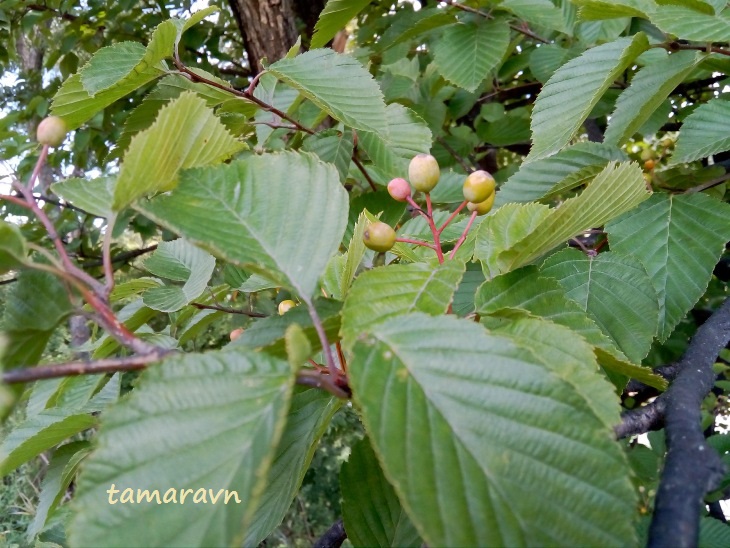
[228,0,327,73]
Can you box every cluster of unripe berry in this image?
[363,153,496,258]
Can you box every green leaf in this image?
[650,5,730,41]
[341,437,422,547]
[0,220,27,273]
[527,34,649,162]
[605,51,701,145]
[452,262,485,317]
[136,152,348,300]
[376,8,457,52]
[572,0,651,20]
[51,176,114,218]
[69,347,295,548]
[358,103,432,180]
[80,42,147,96]
[339,212,369,300]
[267,49,387,134]
[112,91,244,210]
[606,192,730,341]
[27,441,91,541]
[1,271,72,369]
[481,162,651,276]
[500,0,567,32]
[340,260,466,348]
[244,388,341,546]
[433,20,510,93]
[0,410,97,475]
[311,0,372,49]
[541,249,659,362]
[235,298,342,359]
[474,266,666,388]
[529,44,579,83]
[495,142,626,206]
[476,266,620,354]
[109,71,240,161]
[699,516,730,547]
[671,98,730,164]
[301,128,354,181]
[474,202,551,279]
[350,313,637,546]
[51,68,162,131]
[493,316,620,428]
[142,239,216,313]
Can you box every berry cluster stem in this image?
[450,210,479,259]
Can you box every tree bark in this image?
[227,0,327,73]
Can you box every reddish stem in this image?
[396,237,438,250]
[27,145,49,191]
[425,194,444,263]
[438,200,468,234]
[449,210,478,259]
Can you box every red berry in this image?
[387,178,411,202]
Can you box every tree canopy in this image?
[1,1,730,546]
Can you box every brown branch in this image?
[2,350,169,383]
[190,302,267,317]
[666,41,730,57]
[436,136,474,172]
[684,172,730,194]
[352,153,377,192]
[442,0,550,44]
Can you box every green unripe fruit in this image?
[36,116,68,147]
[363,221,396,252]
[462,170,496,204]
[466,192,495,216]
[278,300,297,315]
[640,148,656,162]
[408,153,440,193]
[387,177,412,202]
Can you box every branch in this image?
[442,0,550,43]
[190,302,266,317]
[313,519,347,548]
[647,297,730,547]
[2,351,169,383]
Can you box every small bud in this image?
[387,177,412,202]
[36,116,68,147]
[408,153,440,193]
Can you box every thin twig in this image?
[305,300,340,380]
[437,136,473,172]
[102,213,116,295]
[27,145,49,190]
[438,200,468,234]
[665,42,730,57]
[684,172,730,194]
[449,210,478,259]
[2,351,169,383]
[190,302,266,317]
[425,194,444,263]
[396,237,438,250]
[352,152,377,192]
[442,0,550,43]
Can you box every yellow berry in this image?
[363,221,396,252]
[466,192,496,216]
[462,170,496,204]
[36,116,68,147]
[408,153,440,193]
[278,300,297,315]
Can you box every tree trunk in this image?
[228,0,327,73]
